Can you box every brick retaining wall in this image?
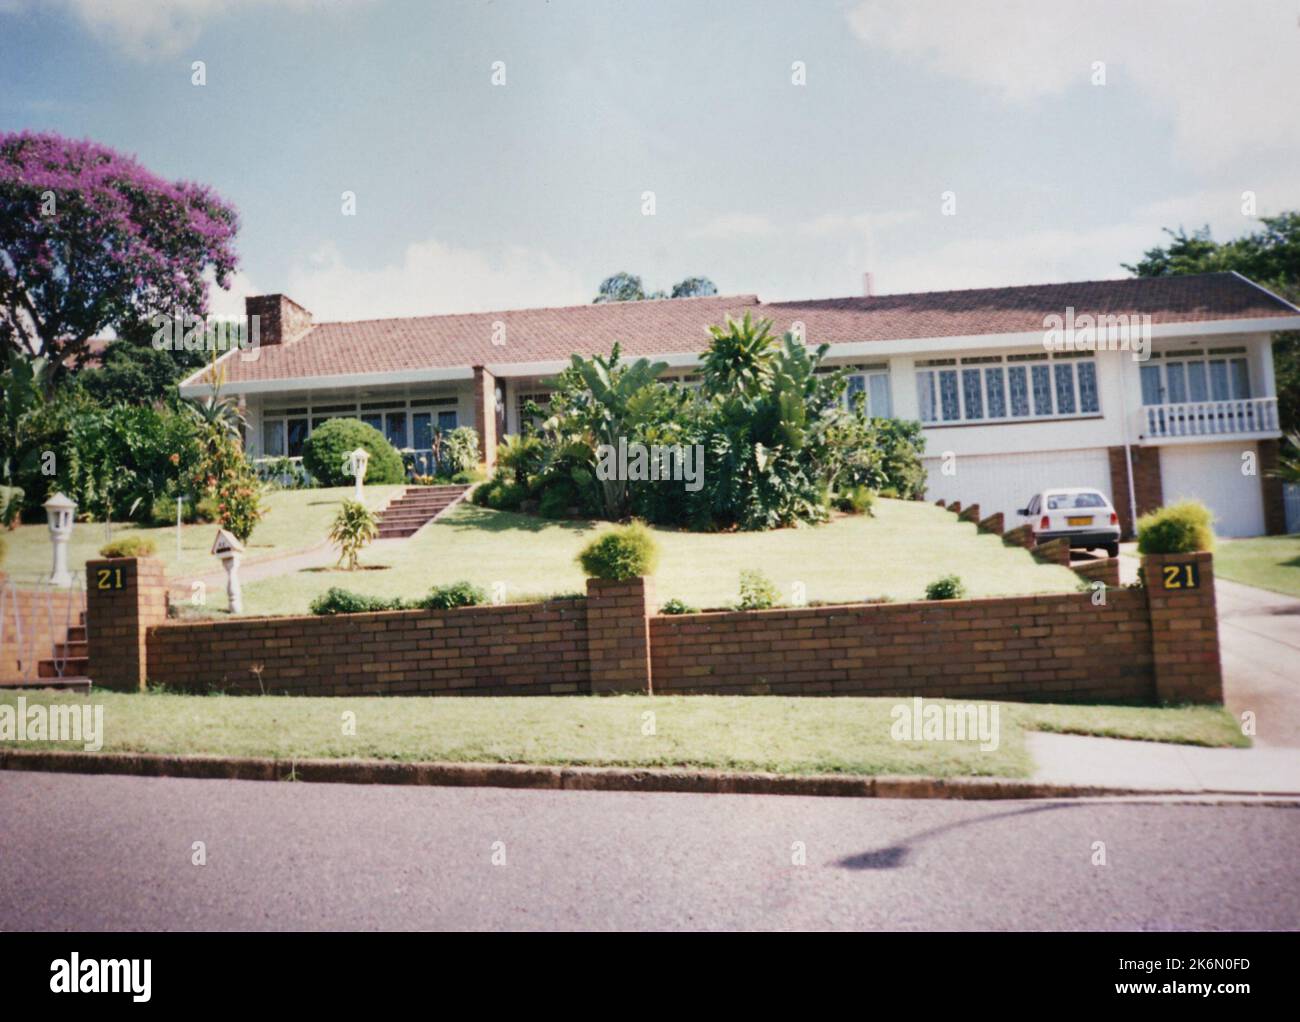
[146,598,588,696]
[651,589,1155,703]
[86,554,1223,704]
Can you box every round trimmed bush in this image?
[1136,500,1215,554]
[99,535,157,558]
[925,574,965,601]
[301,419,405,487]
[577,521,659,580]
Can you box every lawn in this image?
[0,485,405,584]
[0,691,1248,778]
[1211,533,1300,597]
[235,497,1083,616]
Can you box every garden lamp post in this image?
[43,492,76,587]
[343,447,370,502]
[211,528,246,614]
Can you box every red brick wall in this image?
[1143,551,1222,703]
[650,589,1156,703]
[84,554,1221,705]
[145,598,588,696]
[1108,445,1163,537]
[86,557,169,692]
[1257,438,1287,536]
[0,580,82,681]
[587,577,655,694]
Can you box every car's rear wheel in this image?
[1106,542,1119,558]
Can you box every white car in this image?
[1016,488,1121,557]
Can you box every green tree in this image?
[592,272,717,303]
[1124,213,1300,435]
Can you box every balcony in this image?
[1138,396,1279,441]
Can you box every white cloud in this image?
[50,0,362,60]
[846,0,1300,168]
[687,213,776,240]
[281,238,588,321]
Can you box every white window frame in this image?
[915,352,1101,426]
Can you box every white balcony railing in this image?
[1139,396,1278,439]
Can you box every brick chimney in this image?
[245,294,312,346]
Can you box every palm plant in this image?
[329,499,379,570]
[701,312,780,398]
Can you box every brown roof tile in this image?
[211,272,1297,385]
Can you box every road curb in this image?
[3,748,1298,801]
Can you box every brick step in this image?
[377,526,422,538]
[38,656,89,678]
[387,495,460,508]
[0,675,91,693]
[380,509,455,524]
[384,499,458,512]
[66,625,86,642]
[54,640,88,658]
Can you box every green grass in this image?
[1211,533,1300,597]
[0,485,405,583]
[235,498,1082,616]
[0,691,1246,778]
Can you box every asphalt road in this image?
[1,772,1297,931]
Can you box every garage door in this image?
[1159,442,1264,538]
[921,448,1114,525]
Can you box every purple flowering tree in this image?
[0,131,239,381]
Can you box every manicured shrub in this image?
[832,485,875,515]
[473,477,527,511]
[737,568,779,610]
[925,574,966,600]
[302,418,405,486]
[415,580,486,610]
[577,521,659,580]
[659,597,698,615]
[1136,500,1215,554]
[309,587,408,615]
[328,499,379,570]
[99,535,157,558]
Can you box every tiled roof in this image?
[211,273,1298,385]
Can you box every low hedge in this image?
[577,521,659,580]
[99,535,157,558]
[1137,500,1215,554]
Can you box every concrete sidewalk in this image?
[1029,731,1300,795]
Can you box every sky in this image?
[2,0,1298,323]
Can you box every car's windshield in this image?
[1046,492,1107,510]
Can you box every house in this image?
[178,272,1300,538]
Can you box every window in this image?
[843,365,892,417]
[1046,491,1107,510]
[287,418,309,457]
[1141,353,1250,405]
[916,353,1099,425]
[263,420,286,457]
[384,412,408,449]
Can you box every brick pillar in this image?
[585,576,655,694]
[1142,551,1222,704]
[85,557,168,691]
[1108,445,1163,538]
[1257,438,1287,536]
[472,365,498,471]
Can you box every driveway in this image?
[1119,553,1300,747]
